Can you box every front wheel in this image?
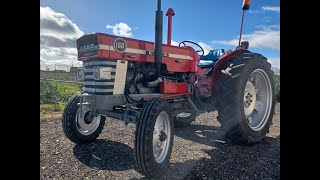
[134,98,174,178]
[62,93,106,144]
[216,53,276,145]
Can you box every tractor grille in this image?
[83,59,117,95]
[78,34,99,57]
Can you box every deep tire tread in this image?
[216,53,276,145]
[62,93,106,144]
[135,98,174,178]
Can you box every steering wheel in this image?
[178,40,205,56]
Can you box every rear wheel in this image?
[135,98,174,178]
[216,53,275,144]
[62,93,106,144]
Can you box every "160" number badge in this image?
[113,37,127,53]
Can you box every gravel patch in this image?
[40,103,280,179]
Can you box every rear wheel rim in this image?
[153,111,171,163]
[76,107,101,135]
[243,69,272,131]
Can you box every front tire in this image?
[216,53,276,145]
[134,98,174,178]
[62,93,106,144]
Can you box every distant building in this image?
[70,67,80,73]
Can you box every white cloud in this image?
[268,57,280,75]
[40,46,77,59]
[213,25,280,50]
[262,6,280,13]
[40,46,81,70]
[40,6,84,69]
[255,25,280,30]
[267,57,280,69]
[40,7,84,40]
[198,42,213,55]
[249,6,280,14]
[169,40,213,55]
[106,22,133,37]
[170,40,179,46]
[249,10,263,14]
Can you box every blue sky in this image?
[40,0,280,72]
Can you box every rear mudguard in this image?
[195,49,248,97]
[211,49,252,95]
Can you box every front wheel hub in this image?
[153,111,171,163]
[76,107,101,135]
[159,130,167,142]
[84,111,95,124]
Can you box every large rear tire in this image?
[216,52,276,145]
[62,93,106,144]
[134,98,174,178]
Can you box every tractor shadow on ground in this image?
[127,123,279,180]
[174,124,227,147]
[131,125,279,180]
[183,135,280,179]
[173,124,280,179]
[73,139,135,171]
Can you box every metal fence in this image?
[40,64,80,82]
[40,64,75,72]
[40,70,78,81]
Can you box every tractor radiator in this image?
[82,59,127,95]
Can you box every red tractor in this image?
[62,0,275,178]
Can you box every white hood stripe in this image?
[99,44,193,60]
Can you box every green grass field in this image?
[40,79,80,113]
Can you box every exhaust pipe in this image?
[166,8,175,46]
[154,0,163,78]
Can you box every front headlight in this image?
[77,69,85,81]
[93,67,100,80]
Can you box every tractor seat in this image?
[199,49,225,68]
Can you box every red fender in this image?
[211,49,251,94]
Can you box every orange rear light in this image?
[242,0,250,10]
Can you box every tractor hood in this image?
[76,33,199,73]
